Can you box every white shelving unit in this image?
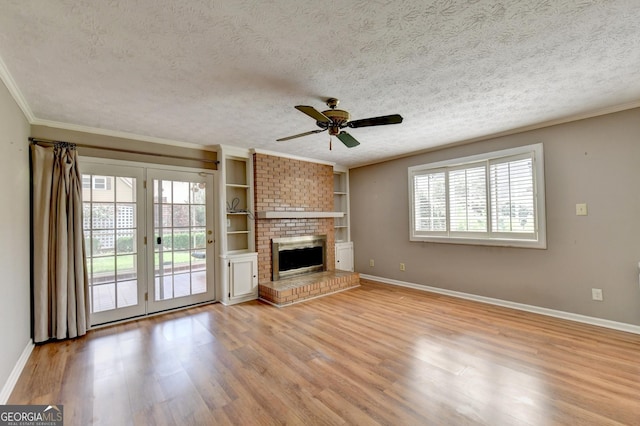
[333,166,350,244]
[333,166,354,271]
[224,156,253,253]
[217,145,258,305]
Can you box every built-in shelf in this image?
[257,211,345,219]
[333,168,350,244]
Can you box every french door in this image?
[81,162,215,325]
[147,169,215,313]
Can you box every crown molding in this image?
[0,56,35,122]
[31,118,216,152]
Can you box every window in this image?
[82,176,112,190]
[409,143,546,248]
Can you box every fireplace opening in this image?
[272,235,326,281]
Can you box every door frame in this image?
[80,157,219,325]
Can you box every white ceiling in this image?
[1,0,639,167]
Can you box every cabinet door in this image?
[230,256,257,298]
[335,243,354,272]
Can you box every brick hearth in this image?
[259,270,360,307]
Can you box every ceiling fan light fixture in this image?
[321,109,350,124]
[278,97,403,149]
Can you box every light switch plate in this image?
[576,203,588,216]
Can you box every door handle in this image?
[156,237,162,244]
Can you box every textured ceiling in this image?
[1,0,639,167]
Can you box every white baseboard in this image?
[360,274,640,335]
[0,340,34,404]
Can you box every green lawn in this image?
[89,251,201,274]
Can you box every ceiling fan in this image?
[277,98,403,149]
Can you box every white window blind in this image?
[490,155,535,235]
[408,143,546,248]
[449,165,487,234]
[413,171,446,232]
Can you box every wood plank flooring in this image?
[10,279,640,425]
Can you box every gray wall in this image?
[350,108,640,326]
[0,80,31,394]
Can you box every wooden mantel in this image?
[256,211,344,219]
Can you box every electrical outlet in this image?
[576,203,588,216]
[400,263,405,271]
[369,259,375,267]
[591,288,603,301]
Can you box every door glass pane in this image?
[191,182,206,204]
[172,181,190,204]
[93,256,115,279]
[92,283,115,312]
[191,206,205,227]
[92,204,115,229]
[117,280,138,308]
[173,205,189,227]
[155,276,173,300]
[174,273,191,298]
[191,271,206,294]
[116,178,135,202]
[116,204,136,229]
[116,230,136,254]
[116,255,136,280]
[191,253,206,271]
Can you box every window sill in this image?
[410,235,547,249]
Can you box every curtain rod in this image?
[28,137,220,165]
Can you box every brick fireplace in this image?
[254,153,335,283]
[253,153,359,305]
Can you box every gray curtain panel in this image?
[31,143,89,343]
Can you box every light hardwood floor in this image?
[10,279,640,425]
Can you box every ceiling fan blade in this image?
[336,131,361,148]
[295,105,331,123]
[276,129,325,142]
[347,114,403,128]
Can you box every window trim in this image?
[408,143,546,249]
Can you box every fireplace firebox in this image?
[272,235,327,281]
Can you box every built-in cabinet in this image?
[335,241,354,272]
[217,145,258,305]
[333,166,354,271]
[221,252,258,304]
